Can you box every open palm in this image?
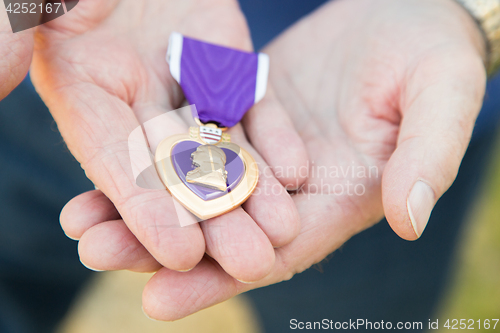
[31,0,304,283]
[260,0,487,242]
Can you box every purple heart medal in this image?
[155,32,269,220]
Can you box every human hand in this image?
[251,0,487,241]
[54,0,488,320]
[31,0,306,282]
[0,7,33,100]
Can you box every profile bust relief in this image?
[186,145,228,191]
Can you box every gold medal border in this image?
[155,134,259,220]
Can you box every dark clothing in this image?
[0,78,94,333]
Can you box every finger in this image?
[242,167,301,248]
[195,122,299,282]
[201,207,275,283]
[243,89,309,189]
[234,126,301,247]
[382,52,486,240]
[142,191,371,321]
[79,219,162,272]
[36,85,206,272]
[0,12,34,100]
[60,190,121,240]
[60,107,280,280]
[142,257,241,321]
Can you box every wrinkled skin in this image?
[0,8,33,99]
[29,0,487,321]
[31,0,305,283]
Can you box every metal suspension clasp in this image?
[192,118,230,144]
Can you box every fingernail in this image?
[235,278,257,284]
[142,306,161,322]
[80,260,105,272]
[64,232,80,241]
[407,180,435,238]
[176,267,195,273]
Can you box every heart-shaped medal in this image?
[155,32,268,219]
[155,126,258,220]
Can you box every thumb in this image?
[382,53,486,240]
[0,10,34,100]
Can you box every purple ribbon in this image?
[167,33,269,128]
